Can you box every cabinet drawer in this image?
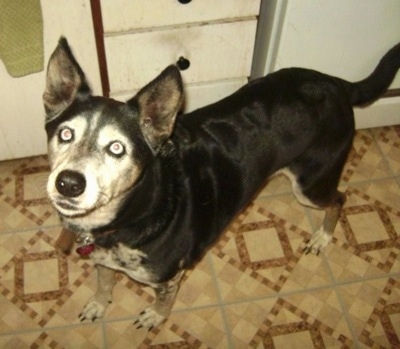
[111,78,248,112]
[101,0,260,32]
[105,20,257,93]
[181,78,248,112]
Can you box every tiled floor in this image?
[0,126,399,348]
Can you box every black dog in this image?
[43,38,400,329]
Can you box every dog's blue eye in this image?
[59,128,74,142]
[108,141,125,156]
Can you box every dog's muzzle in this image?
[56,170,86,197]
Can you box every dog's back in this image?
[169,44,400,262]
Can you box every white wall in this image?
[0,0,101,161]
[253,0,400,129]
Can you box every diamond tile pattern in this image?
[0,127,399,347]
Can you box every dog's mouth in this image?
[52,197,91,217]
[57,200,77,210]
[50,189,111,218]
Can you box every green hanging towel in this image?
[0,0,44,77]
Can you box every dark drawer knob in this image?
[177,56,190,71]
[178,0,192,4]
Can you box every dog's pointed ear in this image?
[43,37,91,120]
[128,65,183,151]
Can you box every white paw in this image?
[304,229,332,255]
[79,297,110,322]
[134,306,166,331]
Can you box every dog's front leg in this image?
[79,265,116,321]
[134,270,184,330]
[304,192,345,255]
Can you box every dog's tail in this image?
[349,42,400,106]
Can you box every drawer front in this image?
[101,0,260,32]
[111,78,248,112]
[182,79,248,112]
[105,20,257,93]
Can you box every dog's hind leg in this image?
[134,270,184,330]
[79,265,116,321]
[281,155,347,255]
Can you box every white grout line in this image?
[204,252,236,348]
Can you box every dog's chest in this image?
[90,243,155,285]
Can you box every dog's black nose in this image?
[56,170,86,197]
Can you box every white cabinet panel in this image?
[182,79,248,112]
[111,78,248,113]
[0,0,101,160]
[101,0,260,32]
[273,0,400,89]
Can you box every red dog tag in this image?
[76,243,95,256]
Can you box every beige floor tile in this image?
[211,199,333,302]
[370,125,400,175]
[224,289,354,348]
[341,129,393,183]
[96,254,221,321]
[309,181,400,281]
[338,277,400,349]
[175,254,220,309]
[254,195,312,233]
[104,306,228,348]
[0,227,96,328]
[258,174,293,197]
[0,324,104,349]
[0,156,59,232]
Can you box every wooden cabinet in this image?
[101,0,260,31]
[97,0,261,111]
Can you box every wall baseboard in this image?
[354,96,400,129]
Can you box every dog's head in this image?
[43,38,183,224]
